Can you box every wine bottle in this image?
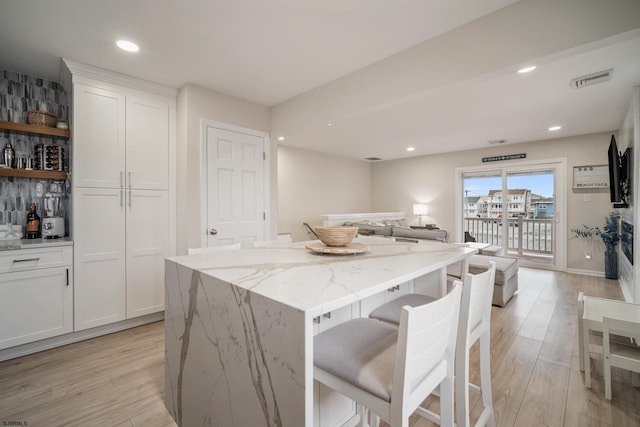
[26,203,40,239]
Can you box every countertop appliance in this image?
[42,217,65,238]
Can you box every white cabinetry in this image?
[72,84,170,191]
[73,188,126,329]
[0,246,73,350]
[72,84,125,189]
[125,95,170,190]
[126,190,169,317]
[64,60,176,331]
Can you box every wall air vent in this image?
[487,139,507,145]
[364,157,383,161]
[570,68,613,89]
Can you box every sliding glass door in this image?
[459,160,565,270]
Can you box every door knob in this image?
[209,229,218,235]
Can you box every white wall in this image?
[176,83,271,254]
[371,132,614,273]
[277,145,371,241]
[618,88,640,302]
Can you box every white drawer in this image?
[0,246,73,273]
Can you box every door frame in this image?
[199,119,271,248]
[455,157,567,271]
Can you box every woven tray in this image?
[27,110,57,127]
[306,242,369,255]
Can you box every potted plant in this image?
[571,212,620,279]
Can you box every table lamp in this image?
[413,203,428,226]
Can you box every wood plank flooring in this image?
[1,268,638,427]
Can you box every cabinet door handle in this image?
[120,189,124,207]
[66,268,69,286]
[13,258,40,263]
[120,171,124,189]
[128,189,132,207]
[128,171,132,189]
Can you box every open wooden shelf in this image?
[0,121,70,139]
[0,168,67,180]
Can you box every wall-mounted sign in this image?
[482,153,526,163]
[573,165,609,189]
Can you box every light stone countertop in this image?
[168,236,475,317]
[0,237,72,251]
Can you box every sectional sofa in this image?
[340,218,518,306]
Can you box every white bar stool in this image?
[314,282,463,427]
[369,262,497,427]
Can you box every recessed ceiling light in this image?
[116,40,140,52]
[327,123,333,126]
[406,146,415,152]
[548,125,562,131]
[277,136,285,141]
[518,65,536,74]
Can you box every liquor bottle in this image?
[26,203,40,239]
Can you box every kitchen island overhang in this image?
[164,238,475,426]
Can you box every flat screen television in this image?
[608,135,626,206]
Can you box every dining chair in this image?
[602,316,640,400]
[187,243,241,254]
[368,262,497,427]
[314,282,463,427]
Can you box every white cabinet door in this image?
[73,83,126,189]
[126,190,169,318]
[73,187,126,331]
[0,267,72,350]
[125,95,170,190]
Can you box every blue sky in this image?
[464,173,555,199]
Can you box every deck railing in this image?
[464,216,554,255]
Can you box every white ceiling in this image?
[1,0,639,161]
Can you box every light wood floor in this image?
[1,268,638,427]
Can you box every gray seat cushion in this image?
[369,294,436,325]
[314,318,398,401]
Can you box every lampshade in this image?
[413,203,428,216]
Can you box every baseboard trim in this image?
[0,312,164,362]
[566,268,605,277]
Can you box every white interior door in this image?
[204,124,266,248]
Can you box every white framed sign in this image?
[573,165,609,189]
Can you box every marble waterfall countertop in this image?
[166,236,475,317]
[165,237,476,427]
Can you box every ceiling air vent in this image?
[570,69,613,89]
[487,139,507,145]
[364,157,383,161]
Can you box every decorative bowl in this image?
[314,226,358,247]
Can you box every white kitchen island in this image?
[164,237,476,427]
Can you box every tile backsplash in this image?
[0,70,69,236]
